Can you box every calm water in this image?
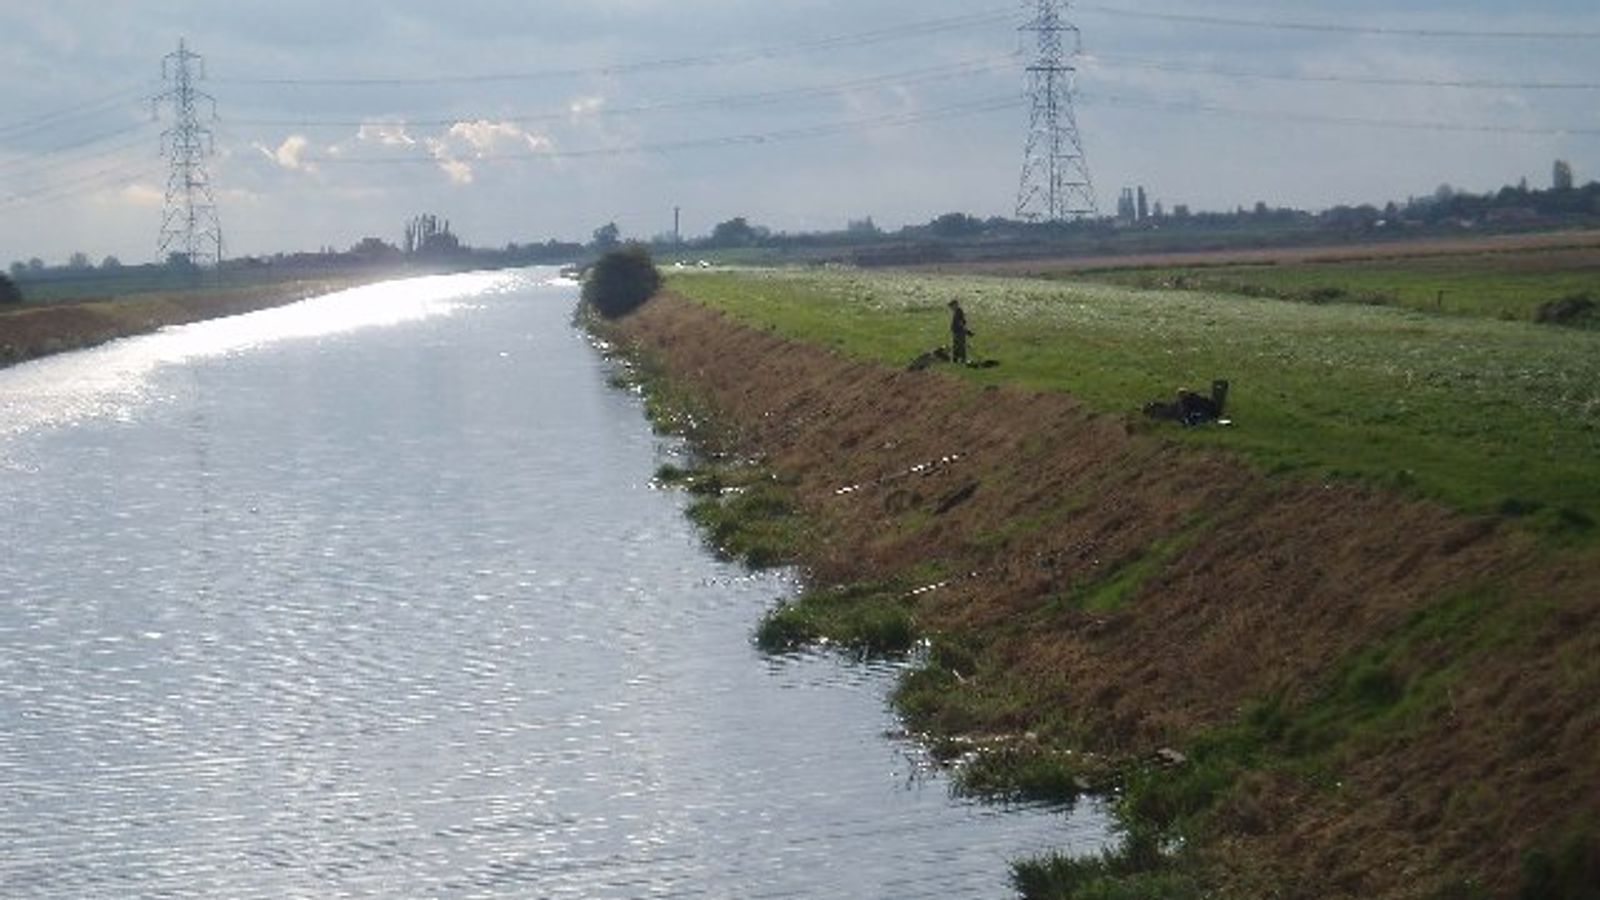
[0,269,1108,898]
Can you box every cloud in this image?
[358,122,416,147]
[118,183,164,207]
[568,95,606,121]
[436,157,476,186]
[425,119,556,185]
[445,120,555,155]
[258,135,316,172]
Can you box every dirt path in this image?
[620,292,1600,897]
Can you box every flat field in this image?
[669,264,1600,535]
[941,229,1600,323]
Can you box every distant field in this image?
[942,229,1600,324]
[1080,251,1600,324]
[669,267,1600,536]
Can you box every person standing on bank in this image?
[948,299,973,364]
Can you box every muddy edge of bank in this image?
[609,290,1600,898]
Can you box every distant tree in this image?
[8,261,24,279]
[845,216,880,237]
[709,216,761,247]
[582,243,661,319]
[349,236,400,260]
[26,257,44,272]
[0,271,21,304]
[1554,159,1575,191]
[590,221,621,252]
[67,251,92,270]
[100,255,122,270]
[928,212,983,238]
[404,214,460,256]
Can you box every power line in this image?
[216,8,1022,88]
[224,55,1020,129]
[0,122,156,178]
[300,95,1023,165]
[0,159,157,210]
[1089,53,1600,91]
[1076,4,1600,40]
[1078,90,1600,136]
[0,85,154,140]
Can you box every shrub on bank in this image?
[582,244,661,319]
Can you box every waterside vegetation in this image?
[601,254,1600,898]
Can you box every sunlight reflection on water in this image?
[0,267,1111,897]
[0,270,518,447]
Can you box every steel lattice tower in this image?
[1016,0,1097,221]
[155,39,224,268]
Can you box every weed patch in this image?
[1012,830,1200,900]
[755,581,917,656]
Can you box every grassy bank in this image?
[669,267,1600,540]
[610,273,1600,898]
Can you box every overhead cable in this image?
[1076,4,1600,40]
[215,8,1021,87]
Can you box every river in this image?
[0,269,1109,897]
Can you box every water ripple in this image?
[0,268,1109,898]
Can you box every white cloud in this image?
[117,183,164,208]
[258,135,316,172]
[436,157,476,185]
[424,119,556,186]
[568,95,606,121]
[358,122,416,147]
[445,120,554,155]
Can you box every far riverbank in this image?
[0,275,400,369]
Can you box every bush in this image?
[0,272,21,305]
[1534,293,1597,328]
[582,243,661,319]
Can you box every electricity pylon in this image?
[155,39,224,268]
[1016,0,1097,222]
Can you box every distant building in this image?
[1136,186,1149,221]
[1117,187,1136,222]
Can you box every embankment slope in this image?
[620,292,1600,897]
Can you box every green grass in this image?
[682,468,805,568]
[755,581,917,657]
[996,575,1585,898]
[668,268,1600,537]
[1080,259,1600,325]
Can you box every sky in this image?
[2,0,1597,265]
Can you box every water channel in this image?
[0,269,1109,897]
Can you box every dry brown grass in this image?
[621,292,1600,897]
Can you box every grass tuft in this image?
[755,581,917,656]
